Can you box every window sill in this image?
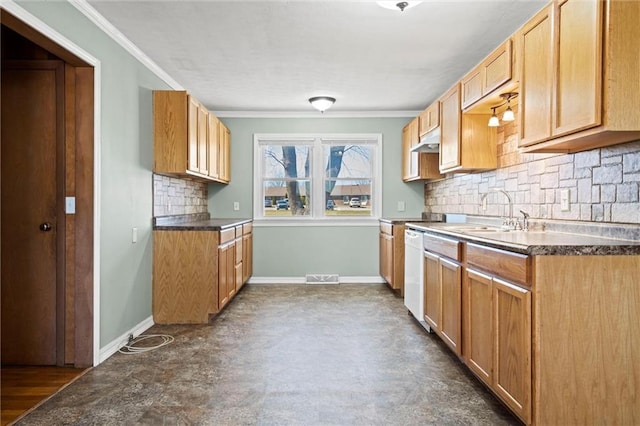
[253,217,380,227]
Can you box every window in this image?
[254,134,382,223]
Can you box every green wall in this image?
[15,1,171,347]
[209,117,426,278]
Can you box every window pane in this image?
[325,179,372,217]
[263,180,310,216]
[263,145,310,179]
[323,145,373,179]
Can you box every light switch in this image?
[132,227,138,244]
[397,201,405,212]
[65,197,76,214]
[233,201,240,211]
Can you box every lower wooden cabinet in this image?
[242,223,253,285]
[464,268,531,424]
[463,241,532,425]
[379,221,405,294]
[422,230,640,425]
[424,234,462,357]
[153,222,252,324]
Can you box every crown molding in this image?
[212,110,420,119]
[69,0,183,90]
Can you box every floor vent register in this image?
[305,274,339,284]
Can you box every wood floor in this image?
[1,366,87,425]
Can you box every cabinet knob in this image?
[39,222,53,232]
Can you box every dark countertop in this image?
[379,218,428,225]
[406,222,640,256]
[153,213,252,231]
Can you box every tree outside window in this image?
[256,134,381,221]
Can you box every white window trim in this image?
[253,133,382,226]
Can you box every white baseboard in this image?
[247,276,385,285]
[98,315,154,364]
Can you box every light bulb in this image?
[502,106,515,122]
[488,108,500,127]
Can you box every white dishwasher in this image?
[404,228,430,331]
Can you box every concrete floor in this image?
[18,284,520,425]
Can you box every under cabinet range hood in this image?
[410,127,441,153]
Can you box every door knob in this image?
[39,222,52,232]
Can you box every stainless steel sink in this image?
[445,225,509,233]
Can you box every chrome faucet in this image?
[480,189,515,229]
[520,210,530,232]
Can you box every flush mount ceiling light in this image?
[309,96,336,113]
[377,1,422,12]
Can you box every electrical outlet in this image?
[132,227,138,243]
[560,189,570,211]
[397,201,405,212]
[233,201,240,211]
[481,196,487,211]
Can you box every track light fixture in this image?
[487,92,518,127]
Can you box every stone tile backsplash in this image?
[424,111,640,225]
[153,174,208,217]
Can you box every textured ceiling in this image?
[86,0,546,114]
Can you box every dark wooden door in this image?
[1,61,63,365]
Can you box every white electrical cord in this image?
[118,334,174,354]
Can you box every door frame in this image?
[1,4,101,367]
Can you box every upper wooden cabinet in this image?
[461,39,514,110]
[418,101,440,137]
[402,116,442,182]
[518,4,554,146]
[519,0,640,153]
[439,84,497,174]
[154,90,230,184]
[217,119,231,183]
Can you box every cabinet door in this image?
[439,84,461,172]
[197,105,208,175]
[519,5,554,147]
[218,121,231,182]
[465,268,493,386]
[483,39,512,95]
[440,257,462,356]
[187,96,200,173]
[418,102,439,137]
[401,122,413,181]
[423,251,440,330]
[218,243,230,309]
[243,233,253,283]
[379,232,393,284]
[227,241,236,300]
[208,113,219,179]
[401,118,419,181]
[461,66,482,109]
[552,0,603,137]
[493,278,532,424]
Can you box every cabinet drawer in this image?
[243,222,253,235]
[466,243,530,287]
[220,228,235,245]
[424,233,461,261]
[380,223,392,235]
[235,225,243,237]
